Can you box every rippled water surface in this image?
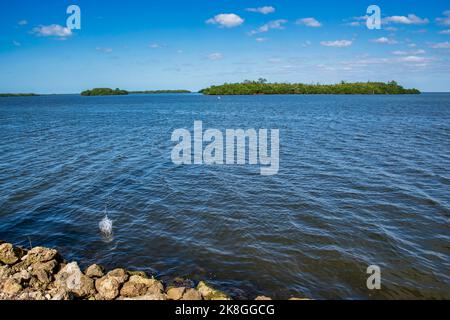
[0,93,449,299]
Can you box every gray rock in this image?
[55,262,95,298]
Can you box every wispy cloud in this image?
[18,20,28,26]
[438,29,450,34]
[392,49,426,55]
[31,24,72,38]
[320,40,353,47]
[249,19,287,35]
[255,37,268,42]
[207,52,223,61]
[149,43,162,48]
[296,18,322,28]
[371,37,398,44]
[246,6,275,15]
[344,16,368,27]
[397,55,431,63]
[383,14,429,25]
[13,41,21,47]
[206,13,244,28]
[96,47,113,53]
[430,41,450,49]
[436,10,450,26]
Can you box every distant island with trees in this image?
[0,93,39,97]
[200,79,420,95]
[81,88,129,96]
[2,81,420,97]
[80,88,192,96]
[130,89,191,94]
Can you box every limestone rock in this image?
[2,278,22,295]
[197,281,231,300]
[119,275,163,298]
[121,293,167,300]
[85,264,104,278]
[0,265,12,280]
[55,262,95,298]
[24,246,58,264]
[167,286,185,300]
[0,243,24,265]
[106,268,128,285]
[127,270,147,278]
[12,270,31,284]
[120,281,148,297]
[95,276,120,300]
[181,288,202,300]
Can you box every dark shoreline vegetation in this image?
[80,88,192,96]
[130,90,192,94]
[81,88,129,96]
[0,93,39,97]
[0,241,306,300]
[200,80,421,95]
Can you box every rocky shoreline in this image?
[0,241,305,300]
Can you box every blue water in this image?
[0,93,449,299]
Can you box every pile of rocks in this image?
[0,242,232,300]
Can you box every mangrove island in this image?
[200,80,420,95]
[81,88,129,96]
[0,93,39,97]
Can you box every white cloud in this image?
[246,6,275,15]
[18,20,27,26]
[436,10,450,26]
[32,24,72,38]
[372,37,398,44]
[383,14,429,25]
[96,47,113,53]
[255,37,268,42]
[398,56,428,63]
[430,42,450,49]
[347,21,361,27]
[296,18,322,28]
[438,29,450,34]
[149,43,161,48]
[249,19,287,35]
[206,13,244,28]
[320,40,353,47]
[344,16,368,27]
[13,41,21,47]
[392,49,426,55]
[207,52,223,61]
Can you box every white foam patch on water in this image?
[99,214,113,240]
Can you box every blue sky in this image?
[0,0,449,93]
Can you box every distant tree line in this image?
[200,80,420,95]
[80,88,192,96]
[130,89,191,94]
[81,88,129,96]
[0,93,39,97]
